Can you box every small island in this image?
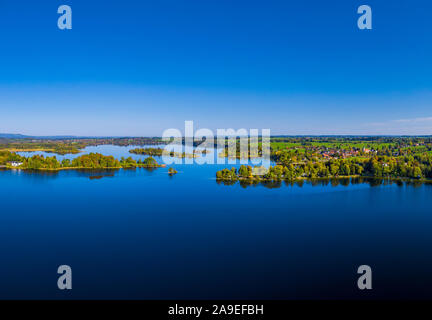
[168,167,178,175]
[129,147,198,159]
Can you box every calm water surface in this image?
[1,145,432,299]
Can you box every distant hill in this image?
[0,133,31,139]
[0,133,82,139]
[0,133,127,139]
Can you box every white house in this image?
[8,161,23,167]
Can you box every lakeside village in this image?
[215,139,432,183]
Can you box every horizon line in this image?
[2,133,432,139]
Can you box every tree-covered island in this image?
[129,147,198,158]
[0,151,163,171]
[168,167,178,175]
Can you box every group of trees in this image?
[273,149,432,180]
[69,153,121,168]
[129,148,164,156]
[0,150,24,165]
[216,168,238,180]
[168,167,178,175]
[20,153,121,170]
[364,155,429,179]
[216,152,432,182]
[129,147,197,159]
[140,156,159,167]
[119,156,160,168]
[0,151,160,170]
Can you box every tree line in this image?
[0,151,160,170]
[216,153,432,182]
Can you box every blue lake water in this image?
[1,145,432,299]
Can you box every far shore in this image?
[3,148,82,155]
[5,148,55,152]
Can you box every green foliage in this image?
[130,148,164,156]
[120,156,137,168]
[216,167,238,181]
[0,150,164,171]
[168,167,178,175]
[72,153,121,168]
[142,156,159,167]
[129,147,196,159]
[217,152,432,182]
[238,165,252,178]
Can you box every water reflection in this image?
[89,173,115,180]
[0,167,165,181]
[218,177,432,189]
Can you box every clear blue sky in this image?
[0,0,431,136]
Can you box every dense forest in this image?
[216,153,432,182]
